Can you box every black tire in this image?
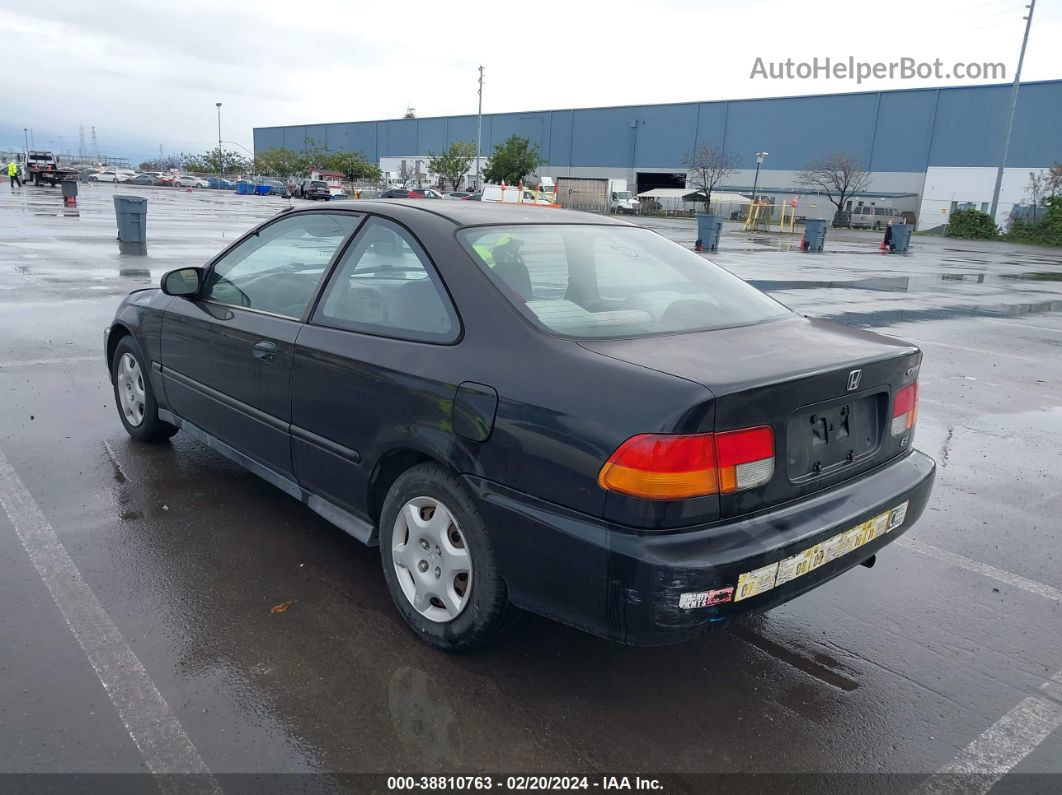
[111,336,178,443]
[379,462,519,651]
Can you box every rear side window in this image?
[459,224,791,339]
[313,218,458,343]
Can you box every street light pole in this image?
[216,102,223,177]
[475,66,484,190]
[750,152,769,229]
[751,151,769,202]
[989,0,1036,223]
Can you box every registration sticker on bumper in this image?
[734,500,909,602]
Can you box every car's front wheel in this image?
[379,463,518,651]
[111,337,178,443]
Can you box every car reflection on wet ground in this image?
[1,185,1061,788]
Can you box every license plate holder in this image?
[786,393,883,482]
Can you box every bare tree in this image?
[1027,170,1047,222]
[796,153,871,227]
[1047,162,1062,201]
[683,145,740,212]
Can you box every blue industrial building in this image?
[254,79,1062,227]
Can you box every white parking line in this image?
[983,319,1062,336]
[0,355,98,369]
[906,339,1035,362]
[897,537,1062,602]
[0,445,220,792]
[915,669,1062,795]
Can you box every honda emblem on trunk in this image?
[847,370,862,391]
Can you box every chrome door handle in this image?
[252,341,278,362]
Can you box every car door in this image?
[291,217,461,520]
[160,211,362,476]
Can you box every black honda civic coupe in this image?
[104,201,935,650]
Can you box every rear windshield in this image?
[459,225,791,339]
[310,181,328,188]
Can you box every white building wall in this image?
[916,166,1046,231]
[379,156,482,189]
[539,166,924,221]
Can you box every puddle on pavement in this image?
[1000,271,1062,282]
[821,299,1062,328]
[750,273,993,293]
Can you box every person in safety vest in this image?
[8,161,22,188]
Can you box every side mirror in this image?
[161,267,203,297]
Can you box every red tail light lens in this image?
[598,427,774,500]
[891,382,918,436]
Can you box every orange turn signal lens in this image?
[598,427,774,500]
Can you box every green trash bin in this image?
[114,195,147,255]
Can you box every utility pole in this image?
[475,65,484,190]
[23,128,28,155]
[159,144,164,169]
[989,0,1036,223]
[216,102,224,176]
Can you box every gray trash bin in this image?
[695,214,723,253]
[803,219,828,253]
[114,195,147,255]
[61,180,78,199]
[888,223,912,253]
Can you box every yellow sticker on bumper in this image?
[734,500,909,602]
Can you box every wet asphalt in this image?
[0,184,1060,789]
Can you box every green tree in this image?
[324,150,381,183]
[254,148,307,179]
[302,138,331,170]
[428,140,476,190]
[481,135,543,185]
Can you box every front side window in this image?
[203,213,359,318]
[313,218,458,342]
[460,224,791,339]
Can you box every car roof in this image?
[304,200,633,228]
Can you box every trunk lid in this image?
[581,316,921,520]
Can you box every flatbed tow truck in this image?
[24,150,79,186]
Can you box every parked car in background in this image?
[174,175,210,188]
[298,180,332,200]
[462,193,482,201]
[208,177,236,190]
[848,205,904,230]
[407,188,443,199]
[250,178,287,197]
[380,188,411,198]
[158,174,177,187]
[104,202,934,651]
[89,170,130,183]
[128,173,161,186]
[481,185,552,205]
[444,191,472,200]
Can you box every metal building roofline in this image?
[252,78,1062,132]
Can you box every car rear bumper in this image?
[465,449,935,646]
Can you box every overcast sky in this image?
[2,0,1060,163]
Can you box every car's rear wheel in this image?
[379,463,518,651]
[111,337,178,443]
